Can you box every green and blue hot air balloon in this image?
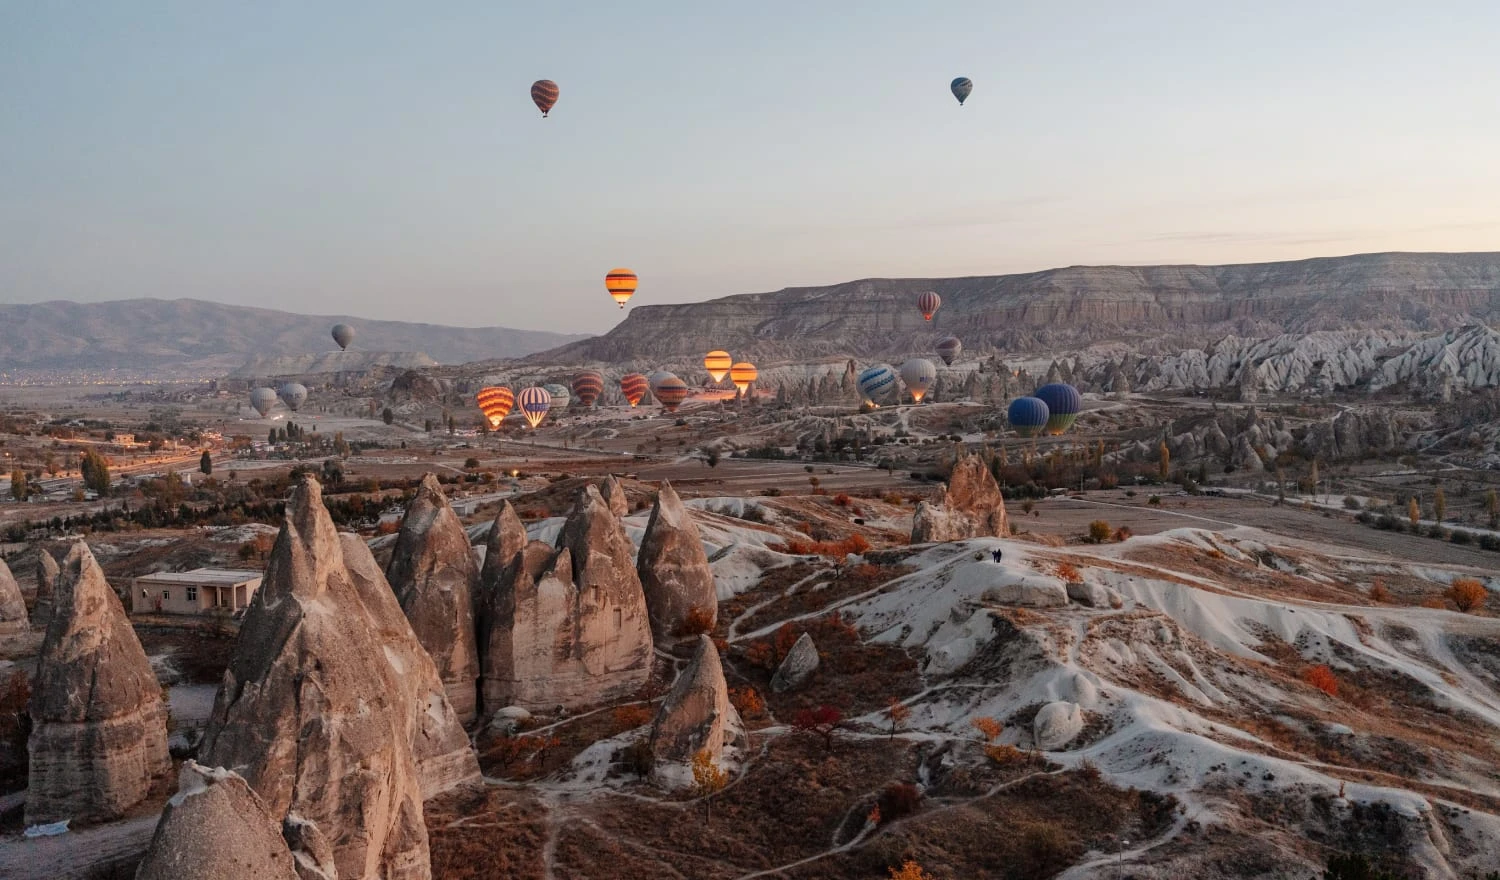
[1007,396,1050,437]
[1033,383,1082,435]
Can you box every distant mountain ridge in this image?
[536,252,1500,363]
[0,298,589,375]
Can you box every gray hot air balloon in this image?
[331,323,355,351]
[278,382,308,412]
[249,387,278,418]
[900,358,938,403]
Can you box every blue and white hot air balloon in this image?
[857,364,899,406]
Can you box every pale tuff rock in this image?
[339,533,480,798]
[910,454,1009,544]
[283,815,339,880]
[770,632,820,693]
[601,474,630,517]
[33,549,58,631]
[134,762,298,880]
[482,486,653,711]
[1033,701,1085,750]
[26,542,170,825]
[0,558,27,636]
[982,578,1069,608]
[200,475,432,880]
[637,481,717,643]
[650,635,741,771]
[386,474,481,724]
[1065,580,1110,608]
[478,501,528,610]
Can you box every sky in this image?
[4,2,1500,335]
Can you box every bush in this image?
[1302,664,1339,697]
[1147,495,1161,506]
[1112,525,1133,542]
[1016,821,1078,878]
[1087,520,1112,543]
[1481,535,1500,552]
[1450,529,1473,545]
[876,782,922,824]
[1370,580,1391,603]
[611,705,653,732]
[674,606,716,636]
[1343,496,1362,510]
[1447,578,1487,613]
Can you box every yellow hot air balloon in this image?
[476,386,515,428]
[605,268,637,308]
[704,350,732,384]
[729,362,758,395]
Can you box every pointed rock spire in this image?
[650,635,740,770]
[600,475,630,517]
[0,558,28,636]
[385,474,481,724]
[27,542,169,825]
[910,453,1009,544]
[32,549,58,631]
[135,762,298,880]
[200,475,433,880]
[637,481,716,643]
[479,501,528,597]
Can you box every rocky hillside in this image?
[0,298,588,376]
[536,252,1500,363]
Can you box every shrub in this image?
[1342,496,1362,510]
[1016,821,1078,878]
[971,716,1003,742]
[984,743,1030,766]
[1087,520,1112,543]
[791,705,845,751]
[1052,562,1082,582]
[611,705,652,732]
[876,782,923,824]
[1112,525,1134,542]
[1147,495,1162,506]
[1419,597,1447,609]
[674,606,716,636]
[1369,580,1391,603]
[1302,664,1339,697]
[889,860,935,880]
[729,687,765,720]
[1450,529,1473,545]
[1447,578,1487,613]
[832,493,852,507]
[1482,534,1500,552]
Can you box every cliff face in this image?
[535,253,1500,362]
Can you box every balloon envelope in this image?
[531,80,559,116]
[917,291,941,322]
[620,373,649,407]
[1007,397,1050,437]
[704,350,732,384]
[655,375,689,412]
[331,324,355,350]
[647,371,673,395]
[935,336,962,366]
[1033,383,1083,434]
[250,387,278,418]
[517,386,552,429]
[899,359,937,403]
[857,364,898,406]
[476,386,515,427]
[951,77,973,105]
[729,362,758,394]
[277,382,308,412]
[543,383,571,410]
[571,370,604,407]
[605,268,638,308]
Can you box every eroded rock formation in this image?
[637,481,716,643]
[910,454,1009,544]
[601,474,630,517]
[135,762,298,880]
[386,474,481,724]
[650,635,740,772]
[0,558,27,636]
[27,542,170,825]
[33,549,58,631]
[770,632,819,693]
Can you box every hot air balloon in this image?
[571,370,604,407]
[935,336,962,366]
[729,362,758,396]
[476,386,515,428]
[951,77,973,106]
[543,383,571,410]
[899,359,937,403]
[647,371,672,396]
[331,323,355,351]
[1033,383,1082,435]
[278,382,308,413]
[857,364,898,406]
[916,291,941,322]
[531,79,559,117]
[654,375,689,412]
[517,386,552,429]
[1007,397,1050,437]
[250,387,278,418]
[704,350,732,384]
[620,373,649,407]
[605,268,638,309]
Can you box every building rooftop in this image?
[134,568,264,586]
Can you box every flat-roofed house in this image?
[131,568,263,616]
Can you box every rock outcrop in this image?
[1033,701,1085,750]
[482,485,654,710]
[386,474,481,724]
[200,475,433,880]
[134,762,298,880]
[637,481,717,643]
[33,549,58,631]
[770,632,820,693]
[650,635,739,772]
[601,474,630,517]
[0,558,27,636]
[26,542,170,825]
[910,454,1008,544]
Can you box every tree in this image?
[889,860,935,880]
[1408,496,1421,527]
[199,450,212,476]
[447,415,456,435]
[9,470,26,502]
[382,407,395,426]
[691,749,729,800]
[268,428,278,445]
[1158,441,1170,480]
[1447,578,1487,613]
[80,450,110,496]
[1322,852,1406,880]
[1088,519,1113,543]
[1486,489,1499,528]
[1275,464,1286,504]
[1433,487,1446,523]
[886,699,910,739]
[1310,458,1320,497]
[334,431,350,459]
[791,705,845,751]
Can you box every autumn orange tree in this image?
[889,859,935,879]
[691,749,730,822]
[1302,664,1339,697]
[1447,578,1487,613]
[792,705,845,751]
[887,699,911,739]
[730,687,765,720]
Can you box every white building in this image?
[131,568,263,616]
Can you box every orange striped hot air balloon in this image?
[531,80,559,117]
[654,375,689,412]
[917,291,941,322]
[704,350,732,384]
[729,362,758,395]
[476,386,515,428]
[571,370,604,407]
[605,268,637,308]
[619,373,649,407]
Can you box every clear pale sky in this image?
[4,2,1499,334]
